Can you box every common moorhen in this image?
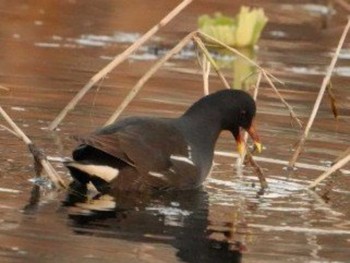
[66,89,261,193]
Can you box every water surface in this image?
[1,1,350,262]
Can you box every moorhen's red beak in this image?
[235,121,262,157]
[246,120,262,153]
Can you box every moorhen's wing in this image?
[73,133,135,167]
[75,122,181,168]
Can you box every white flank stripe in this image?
[170,155,195,166]
[67,162,119,182]
[148,171,165,178]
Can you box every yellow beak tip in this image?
[255,142,262,153]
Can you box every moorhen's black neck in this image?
[179,100,225,149]
[176,89,256,154]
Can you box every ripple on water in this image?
[206,174,305,201]
[35,32,142,49]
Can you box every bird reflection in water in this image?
[63,181,244,263]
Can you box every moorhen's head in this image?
[228,90,261,157]
[211,89,261,157]
[184,89,262,157]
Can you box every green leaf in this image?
[198,6,268,47]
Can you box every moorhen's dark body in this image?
[66,89,260,193]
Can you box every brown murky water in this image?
[1,0,350,262]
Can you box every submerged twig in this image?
[262,71,303,129]
[104,32,195,126]
[307,183,350,217]
[23,185,40,213]
[0,106,66,189]
[48,0,193,130]
[308,153,350,189]
[326,82,338,119]
[289,18,350,168]
[245,151,268,189]
[193,35,231,89]
[318,170,341,202]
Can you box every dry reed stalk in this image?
[262,71,303,128]
[196,31,300,132]
[104,32,195,126]
[252,72,262,100]
[308,153,350,189]
[197,31,284,85]
[192,35,231,89]
[201,54,211,95]
[241,71,262,163]
[289,18,350,168]
[0,187,20,194]
[49,0,193,131]
[0,106,66,189]
[165,67,215,76]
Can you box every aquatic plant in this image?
[198,6,268,47]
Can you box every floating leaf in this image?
[198,13,237,46]
[236,6,268,47]
[198,7,268,47]
[251,8,269,45]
